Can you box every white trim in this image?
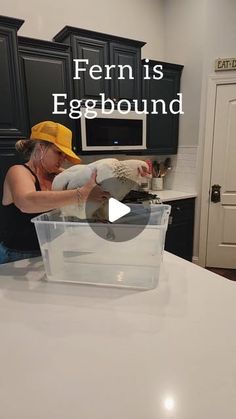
[198,72,236,267]
[192,256,199,265]
[178,145,198,148]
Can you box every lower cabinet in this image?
[164,198,195,261]
[0,144,24,238]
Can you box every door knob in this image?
[211,184,221,203]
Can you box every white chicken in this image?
[52,158,149,219]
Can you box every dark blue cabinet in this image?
[0,16,27,139]
[142,60,183,155]
[18,37,77,149]
[165,198,195,261]
[54,26,145,105]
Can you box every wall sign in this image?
[215,58,236,71]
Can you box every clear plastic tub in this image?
[32,204,170,290]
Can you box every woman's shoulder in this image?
[6,164,35,180]
[7,164,27,175]
[3,165,35,200]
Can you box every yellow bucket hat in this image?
[30,121,81,164]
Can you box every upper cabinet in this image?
[142,60,183,155]
[109,42,141,103]
[18,37,77,148]
[72,35,109,102]
[54,27,145,105]
[0,16,27,139]
[0,15,184,156]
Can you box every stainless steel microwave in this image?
[80,108,146,152]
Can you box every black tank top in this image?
[1,164,43,251]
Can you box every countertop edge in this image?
[148,190,197,202]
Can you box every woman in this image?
[0,121,109,264]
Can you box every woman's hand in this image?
[78,170,110,203]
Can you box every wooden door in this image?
[206,83,236,268]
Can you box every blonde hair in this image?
[15,139,52,158]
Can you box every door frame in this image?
[199,72,236,267]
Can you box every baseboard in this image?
[192,256,199,265]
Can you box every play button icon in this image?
[85,176,152,242]
[108,198,130,222]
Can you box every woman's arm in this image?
[5,166,108,213]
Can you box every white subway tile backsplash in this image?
[164,146,198,192]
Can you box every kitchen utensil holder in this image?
[151,177,163,191]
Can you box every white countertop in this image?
[149,189,197,202]
[0,252,235,419]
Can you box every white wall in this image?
[163,0,206,147]
[1,0,164,60]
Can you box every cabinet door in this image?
[72,36,109,102]
[19,39,77,148]
[143,61,183,154]
[109,42,141,103]
[0,17,26,139]
[165,223,194,261]
[165,199,195,261]
[0,143,24,239]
